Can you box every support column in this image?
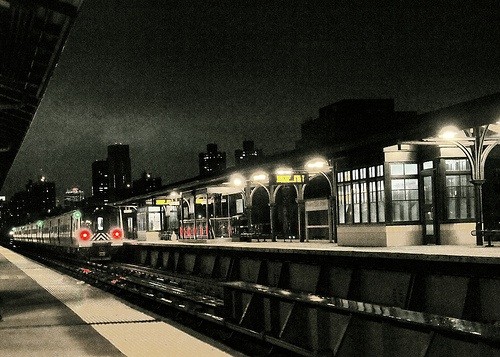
[269,202,276,242]
[192,191,197,239]
[297,198,305,242]
[206,191,209,238]
[471,179,485,246]
[245,182,253,229]
[246,205,253,229]
[328,195,337,243]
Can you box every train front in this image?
[76,206,124,260]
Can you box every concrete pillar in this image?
[297,198,305,242]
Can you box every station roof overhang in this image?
[403,92,500,142]
[113,173,248,207]
[298,92,500,166]
[114,92,500,207]
[0,0,83,190]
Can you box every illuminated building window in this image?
[337,165,384,224]
[390,163,419,222]
[445,159,474,220]
[137,206,162,232]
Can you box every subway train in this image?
[10,205,124,261]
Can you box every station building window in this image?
[445,159,474,220]
[390,163,419,222]
[137,206,162,231]
[337,165,385,224]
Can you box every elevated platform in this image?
[0,246,235,356]
[125,239,500,265]
[117,238,500,356]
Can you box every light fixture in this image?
[275,167,293,175]
[305,157,329,172]
[230,173,246,187]
[168,191,180,198]
[438,125,460,140]
[251,171,268,182]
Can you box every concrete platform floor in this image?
[0,246,239,357]
[129,238,500,264]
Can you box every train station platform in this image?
[0,246,237,357]
[128,238,500,264]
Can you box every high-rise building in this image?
[235,140,263,167]
[25,176,56,218]
[92,159,109,202]
[107,144,132,200]
[133,171,162,195]
[6,190,29,225]
[198,143,226,176]
[296,99,416,149]
[63,187,84,208]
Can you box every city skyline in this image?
[1,0,499,199]
[4,139,258,203]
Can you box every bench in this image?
[471,229,500,247]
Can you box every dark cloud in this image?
[2,0,499,200]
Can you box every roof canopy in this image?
[0,0,83,190]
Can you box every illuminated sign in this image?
[272,173,308,184]
[195,198,207,205]
[155,199,180,206]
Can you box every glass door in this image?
[422,171,439,244]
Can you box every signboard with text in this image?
[155,199,180,206]
[270,173,308,185]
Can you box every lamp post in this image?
[406,124,500,246]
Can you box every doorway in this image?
[421,168,439,244]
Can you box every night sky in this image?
[2,0,499,200]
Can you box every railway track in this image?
[10,244,500,356]
[12,247,294,356]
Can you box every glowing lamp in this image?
[275,167,293,175]
[111,228,123,239]
[438,125,460,140]
[252,171,268,182]
[79,229,92,241]
[230,173,246,187]
[305,157,329,172]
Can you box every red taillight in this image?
[111,228,123,239]
[79,229,91,241]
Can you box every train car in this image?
[10,205,124,261]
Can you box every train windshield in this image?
[97,217,104,230]
[80,206,121,232]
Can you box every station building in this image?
[115,93,500,246]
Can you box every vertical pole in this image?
[180,195,184,239]
[320,168,337,243]
[193,191,197,240]
[206,192,209,238]
[327,196,334,243]
[297,198,305,242]
[472,126,484,246]
[245,182,252,229]
[269,202,276,242]
[471,180,485,245]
